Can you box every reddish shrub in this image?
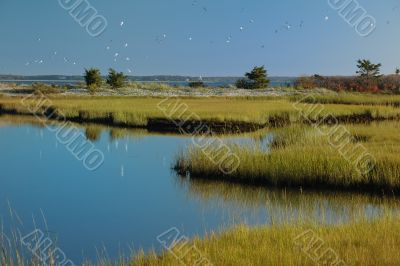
[294,75,400,93]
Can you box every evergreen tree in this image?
[356,59,382,78]
[236,66,270,89]
[84,68,102,90]
[106,68,127,89]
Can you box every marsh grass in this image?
[2,198,400,266]
[2,157,399,266]
[4,216,400,266]
[291,92,400,107]
[3,94,400,265]
[1,95,400,131]
[175,121,400,192]
[130,215,400,266]
[0,203,63,266]
[80,188,400,266]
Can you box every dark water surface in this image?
[0,117,398,263]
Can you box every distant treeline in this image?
[295,75,400,93]
[0,75,83,81]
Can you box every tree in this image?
[356,60,382,92]
[396,68,400,75]
[106,68,127,89]
[245,66,270,88]
[236,66,270,89]
[356,59,382,78]
[84,68,102,92]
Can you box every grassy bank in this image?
[291,93,400,107]
[1,94,400,132]
[131,216,400,266]
[3,214,399,265]
[174,121,400,192]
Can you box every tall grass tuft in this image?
[174,122,400,192]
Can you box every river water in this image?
[0,116,397,263]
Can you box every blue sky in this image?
[0,0,399,76]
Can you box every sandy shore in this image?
[0,86,334,97]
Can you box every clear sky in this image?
[0,0,399,76]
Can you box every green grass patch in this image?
[131,216,400,266]
[1,95,400,130]
[174,121,400,192]
[291,92,400,107]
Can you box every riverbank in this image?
[1,94,400,134]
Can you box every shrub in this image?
[32,83,63,95]
[235,79,257,89]
[294,75,400,93]
[106,68,127,89]
[294,76,317,89]
[378,75,400,92]
[84,68,102,90]
[188,81,207,88]
[87,84,99,95]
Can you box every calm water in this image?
[0,117,398,263]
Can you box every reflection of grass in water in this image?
[0,115,271,144]
[175,121,400,192]
[0,115,46,129]
[176,176,400,225]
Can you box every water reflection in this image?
[1,114,399,263]
[176,176,400,225]
[85,126,101,141]
[0,114,273,143]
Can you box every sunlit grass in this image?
[1,95,400,129]
[4,215,400,266]
[130,216,400,266]
[291,92,400,106]
[175,121,400,192]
